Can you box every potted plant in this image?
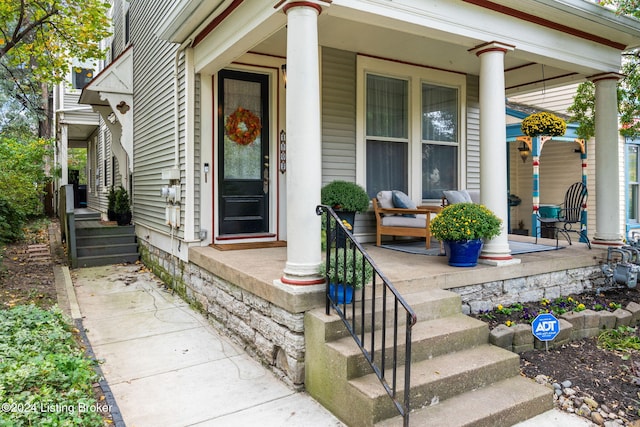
[520,112,567,137]
[430,203,502,267]
[321,181,370,247]
[107,186,117,221]
[114,186,132,226]
[319,248,374,304]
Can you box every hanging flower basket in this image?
[520,112,567,137]
[225,107,262,146]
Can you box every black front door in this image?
[218,70,269,235]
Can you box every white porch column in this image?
[470,42,520,266]
[592,73,624,246]
[60,124,69,186]
[280,2,324,285]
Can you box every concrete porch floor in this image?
[189,235,604,315]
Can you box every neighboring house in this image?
[507,83,631,242]
[504,96,592,239]
[56,0,640,390]
[52,60,100,210]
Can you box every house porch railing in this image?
[316,205,417,427]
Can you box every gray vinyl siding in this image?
[111,0,128,58]
[59,91,99,125]
[130,0,182,236]
[508,83,580,115]
[465,74,480,190]
[321,47,357,186]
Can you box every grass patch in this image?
[0,305,107,426]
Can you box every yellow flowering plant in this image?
[430,202,502,242]
[520,112,567,137]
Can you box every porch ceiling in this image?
[169,1,640,94]
[252,14,604,95]
[67,123,96,147]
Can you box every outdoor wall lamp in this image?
[518,141,530,163]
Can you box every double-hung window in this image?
[359,56,464,202]
[365,74,409,198]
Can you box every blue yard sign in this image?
[531,313,559,341]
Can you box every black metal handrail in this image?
[317,205,417,426]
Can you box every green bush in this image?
[321,181,370,213]
[0,196,25,243]
[114,186,130,215]
[0,305,104,426]
[0,137,50,219]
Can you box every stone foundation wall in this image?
[452,266,605,314]
[139,241,305,389]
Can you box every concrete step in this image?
[347,345,521,425]
[77,243,139,258]
[75,253,139,268]
[327,313,489,379]
[376,376,553,427]
[310,288,463,343]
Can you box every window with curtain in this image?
[422,83,459,199]
[365,74,408,198]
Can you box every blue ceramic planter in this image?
[329,283,354,304]
[443,239,483,267]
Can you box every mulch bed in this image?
[471,288,640,423]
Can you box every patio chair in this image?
[372,191,440,249]
[536,182,591,249]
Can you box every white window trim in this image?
[356,55,466,203]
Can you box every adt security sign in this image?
[531,313,559,341]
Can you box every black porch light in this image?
[518,141,530,163]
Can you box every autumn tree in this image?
[568,0,640,138]
[0,0,111,136]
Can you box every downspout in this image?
[174,38,193,170]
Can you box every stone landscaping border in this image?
[489,302,640,353]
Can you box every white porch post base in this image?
[591,237,624,249]
[479,240,521,266]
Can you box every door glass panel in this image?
[223,79,262,179]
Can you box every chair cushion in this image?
[443,189,473,204]
[381,214,428,228]
[392,190,417,217]
[467,190,480,204]
[376,191,394,209]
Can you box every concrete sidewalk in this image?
[63,263,344,427]
[58,263,595,427]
